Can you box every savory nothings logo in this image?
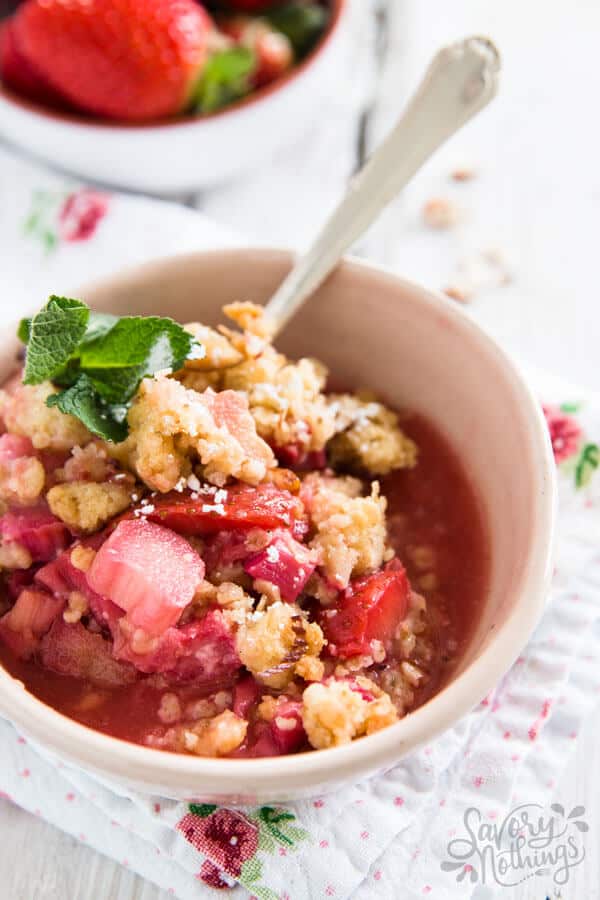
[441,803,588,888]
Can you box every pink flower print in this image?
[197,860,232,890]
[58,189,109,242]
[177,808,259,878]
[542,405,582,463]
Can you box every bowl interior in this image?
[0,249,554,800]
[0,0,345,129]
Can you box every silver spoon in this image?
[264,36,500,335]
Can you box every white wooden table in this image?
[2,0,599,897]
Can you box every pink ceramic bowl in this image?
[0,0,346,192]
[0,249,556,802]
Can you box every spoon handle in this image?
[265,36,500,334]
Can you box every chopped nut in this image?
[423,197,459,229]
[451,167,477,182]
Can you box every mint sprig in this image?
[19,297,200,442]
[46,374,129,443]
[23,296,89,385]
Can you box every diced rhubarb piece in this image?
[320,560,411,660]
[88,519,204,637]
[273,443,328,472]
[143,483,305,537]
[6,566,38,600]
[232,675,261,719]
[250,699,306,757]
[114,609,241,685]
[203,388,276,471]
[243,532,317,602]
[0,504,70,562]
[36,537,123,633]
[40,619,137,688]
[0,433,35,461]
[202,529,266,577]
[0,587,64,658]
[269,699,306,753]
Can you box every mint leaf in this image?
[267,3,328,55]
[17,318,32,344]
[23,296,89,385]
[193,47,256,114]
[47,375,128,443]
[80,316,194,370]
[81,312,119,346]
[80,316,196,403]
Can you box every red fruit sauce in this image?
[0,414,489,749]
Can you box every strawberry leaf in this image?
[267,3,328,56]
[193,47,256,114]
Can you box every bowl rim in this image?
[0,0,346,131]
[0,249,557,791]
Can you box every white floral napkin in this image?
[1,146,599,900]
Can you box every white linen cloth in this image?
[1,147,599,900]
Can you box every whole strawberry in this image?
[0,17,62,105]
[12,0,213,121]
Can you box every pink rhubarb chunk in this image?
[0,504,70,562]
[87,519,205,637]
[0,433,35,461]
[243,532,317,602]
[113,609,241,685]
[40,619,137,688]
[0,587,64,658]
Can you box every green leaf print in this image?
[188,803,217,818]
[575,443,599,488]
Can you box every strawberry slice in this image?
[40,618,137,688]
[0,587,64,658]
[243,531,316,601]
[144,483,305,537]
[87,519,205,637]
[0,503,70,562]
[320,560,411,660]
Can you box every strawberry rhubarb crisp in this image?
[0,297,487,757]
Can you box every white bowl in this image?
[0,1,346,192]
[0,249,556,802]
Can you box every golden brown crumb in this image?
[70,545,97,573]
[158,693,182,725]
[60,443,113,483]
[2,382,91,451]
[223,301,277,339]
[63,590,89,624]
[301,677,398,749]
[305,474,388,588]
[112,376,275,492]
[47,481,134,533]
[0,455,45,505]
[183,323,244,371]
[169,710,247,757]
[0,541,32,570]
[236,602,324,689]
[327,394,418,476]
[423,197,459,229]
[295,654,325,682]
[257,695,278,721]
